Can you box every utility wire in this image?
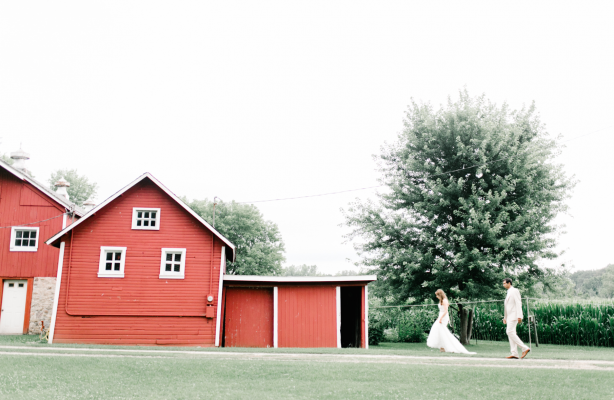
[238,185,383,204]
[372,299,505,309]
[0,213,67,229]
[238,126,612,204]
[370,297,565,309]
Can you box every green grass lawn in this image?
[2,334,614,361]
[1,336,614,399]
[0,350,612,400]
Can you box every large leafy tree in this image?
[344,91,574,342]
[187,199,285,275]
[48,169,98,207]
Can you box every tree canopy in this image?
[344,90,574,304]
[280,264,323,276]
[48,169,98,207]
[279,264,359,276]
[570,265,614,298]
[186,199,285,275]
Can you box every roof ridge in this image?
[45,172,235,261]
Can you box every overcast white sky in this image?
[1,1,613,274]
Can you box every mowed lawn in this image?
[1,336,613,399]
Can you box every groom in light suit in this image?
[503,278,530,359]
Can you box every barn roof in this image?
[223,275,377,283]
[0,158,85,217]
[45,172,236,261]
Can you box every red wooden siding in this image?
[0,169,66,278]
[224,288,274,347]
[361,286,365,348]
[53,178,224,345]
[278,286,337,348]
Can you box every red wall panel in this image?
[224,287,274,347]
[0,170,66,278]
[278,286,337,348]
[53,178,224,345]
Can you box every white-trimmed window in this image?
[159,248,186,279]
[10,227,40,252]
[98,247,127,278]
[132,208,160,230]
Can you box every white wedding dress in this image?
[426,301,476,354]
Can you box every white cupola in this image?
[10,146,32,176]
[83,198,96,212]
[54,177,70,200]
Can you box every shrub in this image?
[368,313,386,346]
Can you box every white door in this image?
[0,280,28,334]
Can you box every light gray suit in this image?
[504,287,529,357]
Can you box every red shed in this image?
[0,155,83,335]
[222,275,376,348]
[45,173,235,346]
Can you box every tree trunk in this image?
[458,305,474,345]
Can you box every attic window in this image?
[10,227,40,252]
[132,208,160,231]
[159,248,186,279]
[98,247,127,278]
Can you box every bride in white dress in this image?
[426,289,475,354]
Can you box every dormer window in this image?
[10,227,40,252]
[132,208,160,230]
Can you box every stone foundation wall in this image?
[28,277,56,334]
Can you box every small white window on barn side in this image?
[98,247,127,278]
[10,227,40,252]
[159,248,186,279]
[131,208,161,230]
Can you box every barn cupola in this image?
[10,146,32,176]
[54,177,70,200]
[83,198,96,212]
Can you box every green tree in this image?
[1,154,14,165]
[600,265,614,298]
[572,264,614,298]
[186,199,285,275]
[281,265,324,276]
[48,169,98,207]
[344,90,574,343]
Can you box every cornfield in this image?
[372,299,614,347]
[471,300,614,347]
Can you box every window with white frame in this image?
[10,227,40,252]
[98,247,127,278]
[132,208,160,230]
[159,248,186,279]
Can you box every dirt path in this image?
[1,345,613,371]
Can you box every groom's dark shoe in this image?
[506,355,519,359]
[521,349,531,359]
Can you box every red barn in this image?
[44,171,376,348]
[0,153,83,335]
[45,173,235,346]
[222,275,376,348]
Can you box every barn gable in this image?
[46,172,234,261]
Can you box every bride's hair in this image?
[435,289,448,305]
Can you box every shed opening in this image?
[340,286,362,348]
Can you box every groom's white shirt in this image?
[504,286,523,321]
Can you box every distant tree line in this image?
[569,264,614,298]
[279,264,359,277]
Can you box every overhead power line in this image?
[237,126,611,205]
[0,213,67,229]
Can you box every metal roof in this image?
[223,275,377,283]
[0,158,84,216]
